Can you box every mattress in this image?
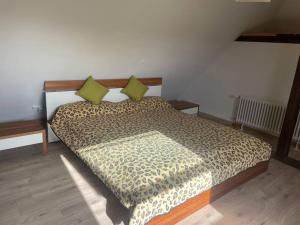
[51,97,271,225]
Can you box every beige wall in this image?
[0,0,282,122]
[182,42,300,121]
[264,0,300,33]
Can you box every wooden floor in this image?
[0,142,299,225]
[199,112,300,162]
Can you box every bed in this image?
[45,78,271,225]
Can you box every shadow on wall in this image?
[244,0,300,34]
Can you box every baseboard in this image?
[198,112,233,126]
[198,112,278,143]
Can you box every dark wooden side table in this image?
[168,100,200,115]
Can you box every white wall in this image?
[181,42,300,121]
[0,0,283,122]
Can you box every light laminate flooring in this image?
[0,142,299,225]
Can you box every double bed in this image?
[45,78,271,225]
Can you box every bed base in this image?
[147,161,269,225]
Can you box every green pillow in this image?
[121,76,149,101]
[76,76,109,105]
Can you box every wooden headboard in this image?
[44,77,162,91]
[44,77,163,143]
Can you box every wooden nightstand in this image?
[0,120,48,155]
[168,100,200,115]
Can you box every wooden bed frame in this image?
[148,161,268,225]
[44,77,269,225]
[44,77,162,91]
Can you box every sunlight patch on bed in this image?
[78,131,214,205]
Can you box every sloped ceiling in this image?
[0,0,284,122]
[168,0,286,96]
[180,0,300,121]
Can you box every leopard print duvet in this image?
[51,97,271,225]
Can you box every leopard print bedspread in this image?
[51,97,271,225]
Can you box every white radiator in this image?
[235,96,300,143]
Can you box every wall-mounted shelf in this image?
[236,33,300,44]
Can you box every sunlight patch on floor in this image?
[60,154,112,225]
